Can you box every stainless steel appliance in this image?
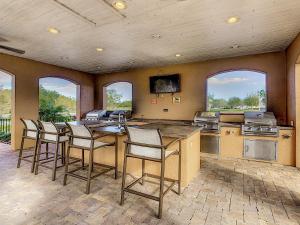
[242,111,279,161]
[242,112,279,137]
[85,110,132,121]
[109,110,131,120]
[200,135,220,154]
[244,139,277,161]
[85,110,108,120]
[193,111,220,133]
[193,111,220,154]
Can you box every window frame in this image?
[103,81,133,111]
[205,70,267,114]
[38,76,80,120]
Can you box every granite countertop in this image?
[139,123,200,138]
[219,122,294,130]
[130,118,192,126]
[278,126,294,130]
[219,122,241,128]
[92,123,200,139]
[63,119,294,136]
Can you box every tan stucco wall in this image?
[286,33,300,167]
[286,33,300,124]
[295,64,300,167]
[96,52,287,124]
[0,53,95,150]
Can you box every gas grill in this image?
[242,112,278,137]
[84,109,132,121]
[193,111,220,154]
[193,111,220,133]
[85,110,108,121]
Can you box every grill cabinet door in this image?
[201,135,219,154]
[244,139,277,161]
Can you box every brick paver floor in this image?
[1,143,300,225]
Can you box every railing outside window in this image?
[0,117,11,143]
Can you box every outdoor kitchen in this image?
[78,107,295,168]
[191,111,294,165]
[1,1,300,224]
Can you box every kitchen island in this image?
[70,122,201,189]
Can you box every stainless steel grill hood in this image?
[85,110,107,120]
[244,112,277,126]
[242,112,278,137]
[193,111,220,133]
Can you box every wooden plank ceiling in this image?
[0,0,300,74]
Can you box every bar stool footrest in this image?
[65,164,114,181]
[40,156,62,165]
[123,173,178,201]
[124,188,160,201]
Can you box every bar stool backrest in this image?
[67,123,93,148]
[20,119,39,139]
[39,121,59,141]
[126,127,163,159]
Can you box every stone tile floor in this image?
[1,143,300,225]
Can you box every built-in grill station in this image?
[85,110,108,121]
[242,112,279,137]
[193,111,220,154]
[84,110,131,121]
[242,112,279,161]
[193,111,220,133]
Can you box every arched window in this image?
[39,77,78,122]
[207,71,266,112]
[0,70,12,143]
[103,82,132,111]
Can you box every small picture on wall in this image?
[172,96,181,104]
[151,98,157,104]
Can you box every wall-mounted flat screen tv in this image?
[149,74,181,94]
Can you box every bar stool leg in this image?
[114,135,118,179]
[86,149,94,194]
[141,159,145,185]
[158,160,166,219]
[52,142,60,181]
[120,144,129,205]
[46,143,49,159]
[63,142,66,165]
[81,149,85,168]
[34,140,42,175]
[178,141,182,195]
[62,142,66,165]
[61,143,64,165]
[17,135,25,168]
[63,145,71,185]
[31,139,39,173]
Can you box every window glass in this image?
[0,71,12,117]
[39,77,77,121]
[207,71,266,112]
[103,82,132,110]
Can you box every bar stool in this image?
[35,121,69,181]
[63,123,117,194]
[17,119,41,173]
[120,126,182,219]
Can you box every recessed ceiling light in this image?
[175,53,181,57]
[113,0,126,10]
[96,48,103,52]
[227,16,240,24]
[231,44,240,49]
[48,27,60,34]
[152,34,161,39]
